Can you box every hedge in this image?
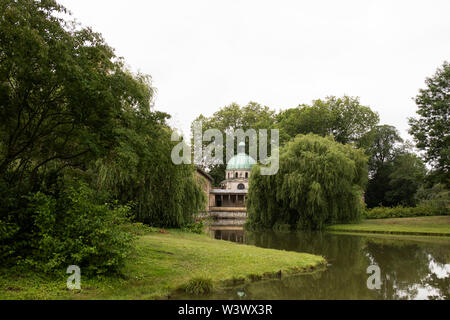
[365,205,450,219]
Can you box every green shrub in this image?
[23,183,135,274]
[184,277,213,295]
[415,184,450,209]
[120,222,157,236]
[181,220,204,234]
[366,205,450,219]
[0,220,19,261]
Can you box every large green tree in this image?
[247,134,368,230]
[360,125,403,174]
[365,146,427,208]
[0,0,128,187]
[276,95,380,146]
[385,152,426,207]
[361,125,427,208]
[0,0,205,270]
[409,61,450,186]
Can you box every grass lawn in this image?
[328,216,450,236]
[0,229,325,300]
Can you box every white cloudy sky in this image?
[59,0,450,140]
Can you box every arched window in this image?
[237,183,245,190]
[245,172,248,178]
[235,172,238,178]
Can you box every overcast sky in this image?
[59,0,450,140]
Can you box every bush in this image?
[0,220,19,261]
[415,183,450,209]
[184,277,213,295]
[22,183,135,274]
[120,222,158,236]
[365,205,450,219]
[181,220,204,234]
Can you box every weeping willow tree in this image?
[92,98,206,228]
[247,134,368,230]
[85,71,205,228]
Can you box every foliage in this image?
[365,205,449,219]
[0,0,206,271]
[247,134,368,230]
[409,61,450,187]
[94,104,206,228]
[359,125,403,174]
[365,163,393,208]
[0,219,19,261]
[365,150,427,208]
[181,220,204,234]
[415,183,450,210]
[0,0,128,187]
[361,125,426,208]
[329,216,450,236]
[275,95,379,146]
[362,125,425,209]
[275,103,333,144]
[385,153,427,206]
[22,183,134,274]
[184,277,213,295]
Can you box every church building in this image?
[210,141,256,209]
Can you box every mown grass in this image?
[328,216,450,236]
[0,229,325,300]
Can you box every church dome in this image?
[226,142,257,170]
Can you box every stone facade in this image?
[220,169,251,190]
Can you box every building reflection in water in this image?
[210,225,246,244]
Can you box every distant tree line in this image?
[195,63,449,229]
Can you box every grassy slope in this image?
[328,216,450,236]
[0,230,325,300]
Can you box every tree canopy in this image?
[0,0,205,272]
[409,61,450,187]
[385,152,427,206]
[365,141,427,208]
[275,95,380,146]
[193,96,379,185]
[360,125,404,175]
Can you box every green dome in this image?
[226,142,257,170]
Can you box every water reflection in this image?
[210,227,246,243]
[183,226,450,300]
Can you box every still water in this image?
[180,225,450,300]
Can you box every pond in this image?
[178,225,450,300]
